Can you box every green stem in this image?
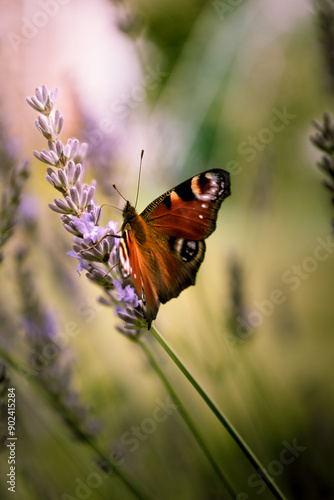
[0,345,151,500]
[150,325,286,500]
[139,338,237,499]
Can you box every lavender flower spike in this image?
[26,85,148,334]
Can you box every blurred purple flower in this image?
[0,159,29,261]
[16,249,100,438]
[311,112,334,228]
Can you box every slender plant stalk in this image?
[138,338,238,499]
[149,325,286,500]
[0,345,152,500]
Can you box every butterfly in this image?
[119,169,231,328]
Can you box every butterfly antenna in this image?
[134,149,144,209]
[101,202,122,213]
[112,183,127,203]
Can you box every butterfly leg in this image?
[102,261,119,278]
[79,233,121,253]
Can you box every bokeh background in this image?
[0,0,333,499]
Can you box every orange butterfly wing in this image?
[119,169,230,327]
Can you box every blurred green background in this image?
[0,0,333,499]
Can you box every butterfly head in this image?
[122,200,138,228]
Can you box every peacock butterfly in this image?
[118,168,231,328]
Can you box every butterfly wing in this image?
[119,227,160,325]
[120,169,231,327]
[141,168,230,239]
